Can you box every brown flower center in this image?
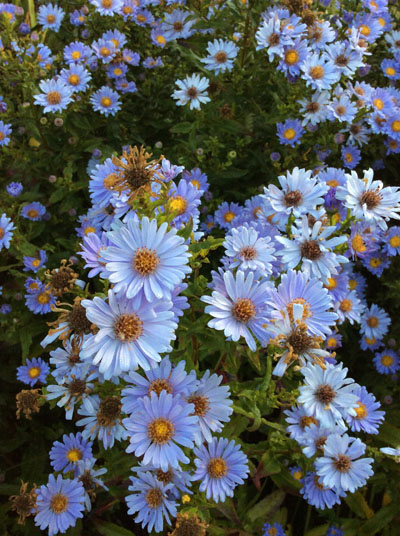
[309,65,324,79]
[268,33,280,46]
[46,91,61,105]
[207,457,228,479]
[335,54,349,67]
[97,396,121,427]
[359,190,381,210]
[148,378,173,396]
[114,313,143,342]
[133,247,160,276]
[215,51,228,63]
[50,493,69,514]
[146,488,163,508]
[306,101,320,113]
[334,454,352,473]
[68,304,92,334]
[287,330,313,355]
[239,246,257,261]
[300,240,322,260]
[232,298,256,323]
[156,468,173,484]
[173,21,183,31]
[315,384,336,404]
[68,378,87,397]
[148,418,175,444]
[187,394,210,417]
[187,86,198,98]
[284,189,303,207]
[315,436,327,450]
[300,415,318,429]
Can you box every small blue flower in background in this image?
[21,202,47,221]
[90,86,121,116]
[25,283,56,314]
[0,213,15,250]
[277,119,304,146]
[263,521,286,536]
[23,250,47,273]
[34,474,85,536]
[37,3,65,31]
[373,348,400,374]
[89,0,123,16]
[16,357,49,387]
[0,120,11,146]
[60,64,92,92]
[326,526,344,536]
[6,182,23,197]
[50,432,93,474]
[192,437,249,503]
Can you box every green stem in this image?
[303,504,312,535]
[27,0,36,27]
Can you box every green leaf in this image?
[247,489,285,522]
[360,502,398,535]
[170,122,194,134]
[345,491,374,520]
[93,521,136,536]
[377,422,400,447]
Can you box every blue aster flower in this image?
[23,250,47,273]
[263,522,286,536]
[126,471,177,534]
[192,437,249,503]
[107,62,128,79]
[325,42,364,76]
[123,391,198,471]
[325,332,342,351]
[143,56,163,69]
[360,304,390,340]
[70,8,86,26]
[315,433,374,493]
[278,38,309,76]
[334,290,365,325]
[223,225,276,276]
[360,334,382,351]
[92,38,117,63]
[90,86,121,117]
[60,64,91,92]
[166,179,202,228]
[385,137,400,155]
[276,216,348,283]
[25,277,41,294]
[133,464,192,500]
[89,0,123,16]
[88,157,120,208]
[17,357,49,387]
[255,16,288,59]
[6,182,23,197]
[75,458,108,511]
[78,231,112,278]
[341,145,361,169]
[25,283,56,315]
[267,269,337,337]
[298,362,358,429]
[277,119,304,146]
[384,226,400,255]
[298,91,330,126]
[0,120,11,146]
[77,394,127,449]
[362,250,391,277]
[34,79,73,114]
[201,39,238,74]
[122,48,140,65]
[115,78,137,94]
[354,13,384,43]
[301,422,343,458]
[187,369,233,445]
[46,370,97,420]
[34,474,85,536]
[81,290,177,379]
[121,356,197,414]
[328,94,357,123]
[50,432,93,474]
[102,29,127,50]
[290,465,304,482]
[21,202,46,223]
[162,9,196,41]
[326,526,344,536]
[346,385,385,434]
[0,213,14,249]
[64,42,92,64]
[201,269,272,351]
[37,3,65,31]
[49,336,92,381]
[101,217,191,302]
[133,8,154,27]
[214,201,242,229]
[172,74,210,110]
[373,349,400,374]
[300,53,340,91]
[300,471,344,509]
[324,273,349,302]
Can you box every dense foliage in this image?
[1,1,400,535]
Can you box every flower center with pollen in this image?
[67,448,82,462]
[215,51,228,63]
[300,240,322,260]
[381,354,394,367]
[50,493,69,514]
[37,292,51,305]
[187,86,198,98]
[97,396,121,427]
[46,14,56,24]
[359,190,381,210]
[101,97,112,108]
[224,211,235,223]
[148,378,173,396]
[300,415,318,428]
[102,0,113,8]
[310,66,324,79]
[367,316,379,327]
[133,247,160,276]
[232,298,256,323]
[187,394,210,417]
[146,488,163,508]
[283,128,295,140]
[148,418,175,444]
[207,457,228,478]
[315,384,336,404]
[354,402,368,419]
[156,468,173,484]
[28,367,41,378]
[339,299,353,312]
[287,330,313,355]
[239,246,257,261]
[169,195,188,215]
[334,454,351,473]
[114,313,143,342]
[284,189,302,207]
[68,74,80,86]
[285,50,299,65]
[46,91,61,105]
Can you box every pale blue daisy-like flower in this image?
[346,385,385,434]
[34,79,73,113]
[373,349,400,374]
[187,369,233,445]
[81,290,177,379]
[223,225,276,276]
[300,471,345,509]
[162,9,196,41]
[17,357,49,387]
[327,93,357,123]
[315,433,374,494]
[300,53,340,91]
[46,370,97,420]
[89,0,123,16]
[172,74,210,110]
[64,41,92,64]
[23,249,47,273]
[341,144,361,169]
[201,269,272,351]
[278,38,309,76]
[384,226,400,255]
[0,213,14,249]
[60,64,92,92]
[298,91,330,126]
[75,458,108,511]
[277,119,304,147]
[360,303,390,340]
[166,179,202,228]
[25,283,57,315]
[192,437,249,503]
[90,86,121,116]
[264,167,328,218]
[201,39,238,74]
[298,362,358,429]
[0,121,11,146]
[88,157,121,208]
[123,391,198,471]
[267,269,337,337]
[49,432,93,474]
[77,394,127,449]
[214,201,242,229]
[336,168,400,230]
[276,216,348,283]
[101,217,191,302]
[102,29,127,50]
[255,16,287,59]
[300,422,344,458]
[334,290,365,325]
[284,404,320,442]
[34,474,85,536]
[49,335,92,381]
[133,464,192,500]
[325,41,364,76]
[91,38,117,63]
[121,356,198,415]
[125,471,177,534]
[37,3,65,31]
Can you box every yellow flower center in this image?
[28,367,41,379]
[340,299,353,312]
[378,17,386,27]
[360,24,371,36]
[293,470,303,480]
[352,233,366,253]
[68,74,80,86]
[100,47,110,57]
[113,68,123,76]
[373,98,384,110]
[354,402,368,419]
[283,128,296,140]
[367,316,379,327]
[369,257,381,268]
[285,50,299,65]
[46,14,56,24]
[27,209,39,219]
[32,259,41,267]
[327,337,338,348]
[207,457,228,478]
[37,292,51,305]
[169,195,188,215]
[101,97,112,108]
[390,235,400,248]
[156,35,166,45]
[102,0,113,7]
[327,179,339,188]
[381,354,394,367]
[50,493,69,514]
[137,14,146,22]
[71,51,81,59]
[365,336,376,345]
[348,279,357,290]
[148,418,174,444]
[133,247,160,276]
[46,91,61,105]
[391,120,400,132]
[345,152,353,163]
[66,448,82,462]
[84,226,96,236]
[224,211,236,223]
[310,65,324,79]
[325,277,337,290]
[386,67,396,76]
